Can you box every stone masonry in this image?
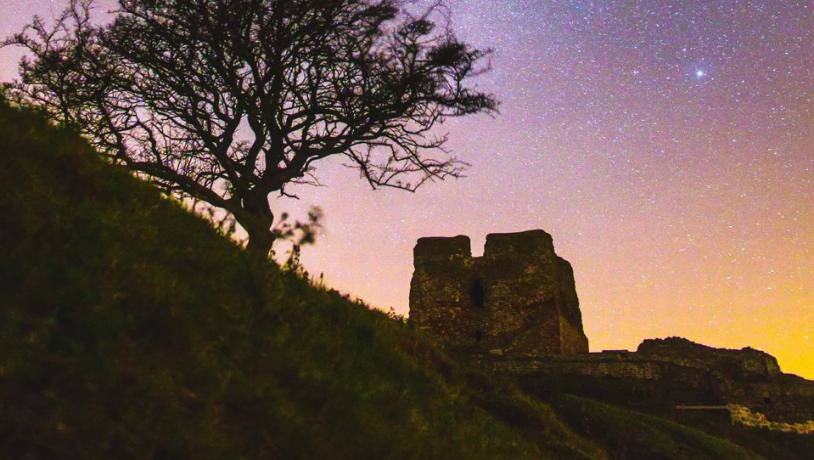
[408,229,814,426]
[409,229,589,356]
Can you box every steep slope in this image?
[551,394,761,460]
[0,98,773,459]
[0,98,603,458]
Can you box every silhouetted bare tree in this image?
[4,0,497,258]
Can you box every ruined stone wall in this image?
[637,337,782,380]
[408,235,481,348]
[409,229,589,356]
[468,338,814,424]
[408,230,814,424]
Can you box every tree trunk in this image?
[245,226,275,260]
[241,189,275,260]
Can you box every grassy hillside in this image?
[0,97,772,459]
[0,97,604,458]
[551,394,761,460]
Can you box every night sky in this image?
[2,1,812,378]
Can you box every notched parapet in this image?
[483,229,554,260]
[413,235,471,265]
[409,229,588,356]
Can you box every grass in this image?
[0,96,605,458]
[551,394,762,460]
[0,96,783,459]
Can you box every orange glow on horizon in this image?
[3,0,812,379]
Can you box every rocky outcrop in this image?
[471,338,814,424]
[727,404,814,434]
[409,230,588,356]
[637,337,781,381]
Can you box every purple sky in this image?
[2,0,813,377]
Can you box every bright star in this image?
[695,69,707,78]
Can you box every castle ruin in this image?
[409,229,814,427]
[409,229,588,356]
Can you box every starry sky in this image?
[2,0,813,378]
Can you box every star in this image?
[3,0,813,380]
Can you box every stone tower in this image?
[409,229,589,356]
